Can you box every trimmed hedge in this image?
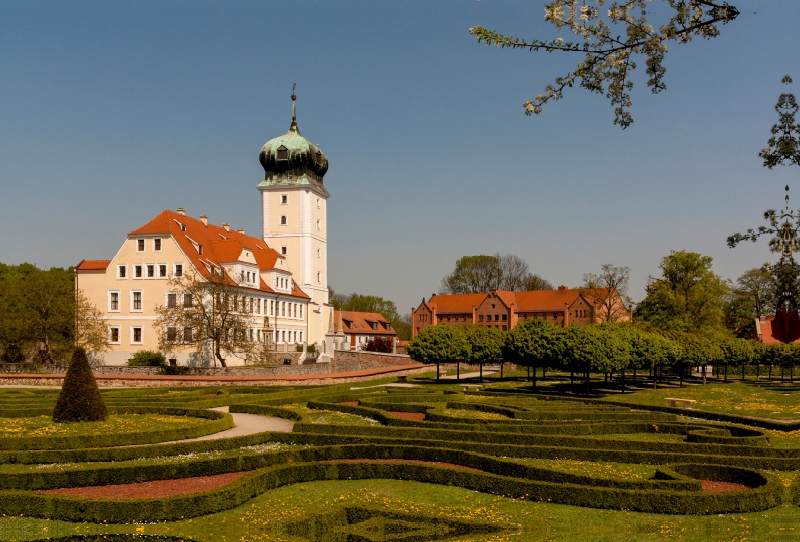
[0,445,782,522]
[481,389,800,432]
[0,408,232,450]
[228,403,310,423]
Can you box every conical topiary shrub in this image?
[53,347,108,422]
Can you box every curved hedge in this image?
[0,408,232,450]
[0,444,784,522]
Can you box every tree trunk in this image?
[436,362,440,382]
[570,371,574,386]
[532,362,537,390]
[679,364,683,388]
[500,362,504,379]
[215,342,228,368]
[769,364,772,381]
[702,365,707,385]
[756,363,760,380]
[456,361,460,381]
[792,366,794,384]
[543,365,546,381]
[633,366,637,383]
[724,364,728,383]
[585,370,590,396]
[480,363,483,382]
[621,368,625,394]
[782,365,785,384]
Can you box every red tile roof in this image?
[425,293,487,315]
[81,210,308,299]
[334,310,397,336]
[755,314,800,344]
[76,260,111,271]
[421,287,610,314]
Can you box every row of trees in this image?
[0,263,107,364]
[408,319,800,392]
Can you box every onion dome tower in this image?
[257,91,331,350]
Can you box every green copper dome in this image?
[258,94,329,196]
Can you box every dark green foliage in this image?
[363,336,394,353]
[159,365,191,375]
[127,350,166,367]
[52,348,108,423]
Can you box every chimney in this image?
[558,285,567,290]
[222,223,230,231]
[199,215,208,226]
[237,228,245,235]
[760,315,767,323]
[176,207,186,216]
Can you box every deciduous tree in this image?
[154,270,265,367]
[407,325,471,381]
[469,0,739,128]
[582,264,632,322]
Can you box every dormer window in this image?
[277,145,288,160]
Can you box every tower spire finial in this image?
[289,83,300,133]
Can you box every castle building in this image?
[75,94,334,365]
[411,287,630,337]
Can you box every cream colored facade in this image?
[76,95,335,365]
[77,221,314,366]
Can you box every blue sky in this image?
[1,0,797,315]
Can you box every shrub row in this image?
[0,408,232,450]
[284,427,800,470]
[481,390,800,432]
[2,446,782,522]
[284,505,505,541]
[228,403,310,423]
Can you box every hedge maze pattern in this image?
[1,382,800,541]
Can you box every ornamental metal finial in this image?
[289,83,300,134]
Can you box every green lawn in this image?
[604,381,800,420]
[5,480,800,541]
[0,413,207,438]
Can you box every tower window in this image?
[280,246,287,255]
[277,145,288,160]
[280,194,288,204]
[317,198,320,209]
[280,216,287,226]
[317,272,321,283]
[317,248,321,258]
[316,219,320,230]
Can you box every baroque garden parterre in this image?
[0,374,799,541]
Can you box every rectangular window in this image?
[294,303,297,318]
[174,264,183,277]
[280,246,287,255]
[478,315,484,322]
[183,293,192,308]
[137,239,145,252]
[299,304,302,318]
[159,264,167,278]
[502,314,507,321]
[257,299,261,315]
[132,291,142,311]
[167,293,177,308]
[154,239,162,251]
[270,300,274,316]
[553,313,557,319]
[280,194,288,204]
[109,292,119,311]
[134,265,143,278]
[132,327,143,344]
[502,325,507,331]
[183,327,193,343]
[281,302,285,316]
[109,326,120,344]
[147,264,155,278]
[117,265,126,279]
[166,327,177,343]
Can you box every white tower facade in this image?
[257,94,332,348]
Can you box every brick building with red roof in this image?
[411,286,630,337]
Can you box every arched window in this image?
[316,219,320,230]
[277,145,288,160]
[280,216,287,226]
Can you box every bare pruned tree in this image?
[582,264,633,322]
[440,254,552,294]
[154,270,266,367]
